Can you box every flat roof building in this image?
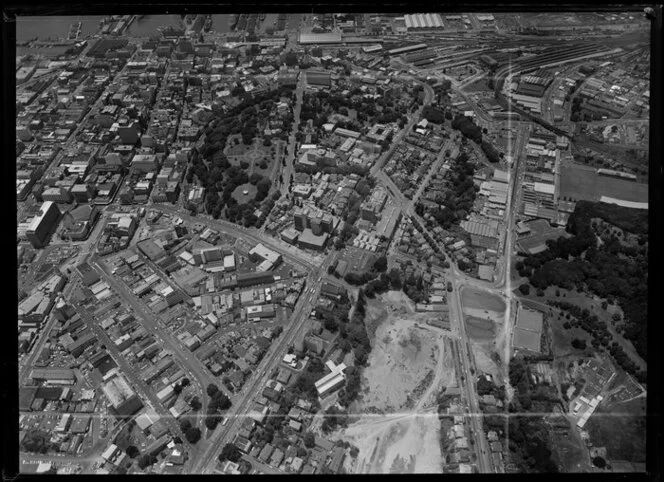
[29,368,75,385]
[305,70,332,87]
[297,228,328,251]
[315,361,346,398]
[249,244,282,268]
[26,201,61,248]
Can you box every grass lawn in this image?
[231,183,258,204]
[547,309,593,358]
[550,426,593,472]
[560,164,649,203]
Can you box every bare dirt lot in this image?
[330,291,457,473]
[461,287,506,383]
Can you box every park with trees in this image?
[517,201,648,372]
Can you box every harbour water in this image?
[125,14,231,36]
[16,16,104,42]
[125,15,183,37]
[16,14,232,43]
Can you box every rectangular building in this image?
[305,70,332,87]
[26,201,61,248]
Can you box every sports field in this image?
[560,165,648,203]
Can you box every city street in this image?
[192,253,337,473]
[69,302,193,451]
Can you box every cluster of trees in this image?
[299,87,409,129]
[433,79,453,104]
[21,430,54,454]
[363,271,398,298]
[336,290,372,365]
[520,201,648,360]
[296,161,370,179]
[507,416,560,472]
[321,405,348,433]
[218,443,242,463]
[256,398,290,446]
[402,269,427,303]
[451,114,483,144]
[314,290,373,415]
[477,376,501,397]
[341,254,396,297]
[172,377,190,395]
[507,357,560,472]
[416,151,478,230]
[179,419,202,444]
[204,384,232,430]
[137,453,158,470]
[421,105,447,124]
[292,356,327,402]
[549,300,646,383]
[480,140,502,163]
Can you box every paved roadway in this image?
[191,254,337,473]
[447,280,494,472]
[280,66,305,196]
[149,203,321,272]
[492,122,530,290]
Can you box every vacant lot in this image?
[331,291,453,474]
[560,165,649,203]
[359,319,439,413]
[585,397,646,464]
[461,288,506,313]
[465,316,495,342]
[338,412,444,474]
[549,422,593,472]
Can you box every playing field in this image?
[513,328,541,352]
[560,165,648,203]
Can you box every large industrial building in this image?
[101,374,144,417]
[403,13,444,30]
[305,70,332,88]
[29,368,76,385]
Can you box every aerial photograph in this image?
[14,9,653,475]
